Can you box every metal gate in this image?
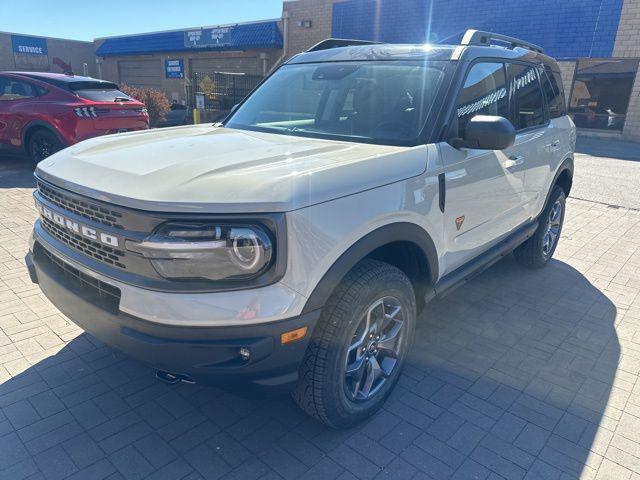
[187,71,263,118]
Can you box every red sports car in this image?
[0,72,149,162]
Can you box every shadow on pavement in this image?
[0,153,36,189]
[0,257,619,479]
[576,135,640,162]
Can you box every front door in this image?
[439,61,529,274]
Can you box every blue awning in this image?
[96,21,282,57]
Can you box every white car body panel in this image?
[36,125,428,213]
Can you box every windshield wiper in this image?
[114,96,132,102]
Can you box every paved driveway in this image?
[1,141,640,480]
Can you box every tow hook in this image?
[155,370,195,385]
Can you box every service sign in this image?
[12,34,49,70]
[11,34,48,56]
[184,27,232,48]
[165,59,184,78]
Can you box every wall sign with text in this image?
[165,59,184,78]
[11,35,49,70]
[184,27,232,48]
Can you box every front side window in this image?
[456,62,509,135]
[568,58,639,131]
[0,78,38,101]
[226,61,446,146]
[507,63,546,130]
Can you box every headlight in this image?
[126,222,273,281]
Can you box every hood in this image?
[36,125,428,213]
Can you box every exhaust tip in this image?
[156,370,195,385]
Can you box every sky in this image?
[1,0,284,41]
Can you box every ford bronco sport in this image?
[26,30,575,428]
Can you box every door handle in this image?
[506,155,524,169]
[546,139,561,151]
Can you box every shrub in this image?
[120,85,170,127]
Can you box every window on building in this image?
[456,62,509,135]
[507,63,546,130]
[569,58,639,131]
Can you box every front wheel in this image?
[293,259,416,428]
[514,185,566,268]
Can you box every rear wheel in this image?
[28,129,62,162]
[514,185,566,268]
[293,259,416,428]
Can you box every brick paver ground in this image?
[1,157,640,479]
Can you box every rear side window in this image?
[456,62,509,135]
[0,78,40,101]
[507,63,546,129]
[541,68,566,118]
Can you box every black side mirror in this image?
[449,115,516,150]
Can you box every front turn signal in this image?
[281,326,308,345]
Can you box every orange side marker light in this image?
[281,326,308,345]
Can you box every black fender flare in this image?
[543,156,574,209]
[300,222,439,315]
[21,121,66,151]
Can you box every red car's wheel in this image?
[28,130,62,163]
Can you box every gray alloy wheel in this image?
[344,296,405,401]
[514,185,566,269]
[542,200,562,258]
[293,259,416,429]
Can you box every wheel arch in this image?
[545,156,574,208]
[21,121,65,152]
[300,222,439,316]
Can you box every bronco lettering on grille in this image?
[35,200,121,248]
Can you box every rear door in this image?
[505,62,556,218]
[438,61,529,273]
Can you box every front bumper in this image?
[26,243,319,389]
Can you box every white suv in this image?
[26,30,575,428]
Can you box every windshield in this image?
[226,61,446,146]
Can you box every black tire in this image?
[293,259,416,428]
[514,185,566,268]
[28,129,62,163]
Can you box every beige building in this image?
[0,31,96,76]
[2,1,640,140]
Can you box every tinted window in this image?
[226,61,446,146]
[70,82,132,102]
[0,78,39,101]
[507,64,546,129]
[540,68,565,118]
[456,62,508,135]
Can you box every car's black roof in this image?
[3,72,114,84]
[286,42,559,71]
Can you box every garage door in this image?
[189,57,259,75]
[118,59,162,89]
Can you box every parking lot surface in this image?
[1,140,640,480]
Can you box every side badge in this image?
[455,216,465,231]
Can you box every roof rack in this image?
[461,29,544,54]
[307,38,383,52]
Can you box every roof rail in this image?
[461,29,544,54]
[307,38,383,52]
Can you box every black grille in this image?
[37,181,124,230]
[35,243,121,314]
[41,217,127,269]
